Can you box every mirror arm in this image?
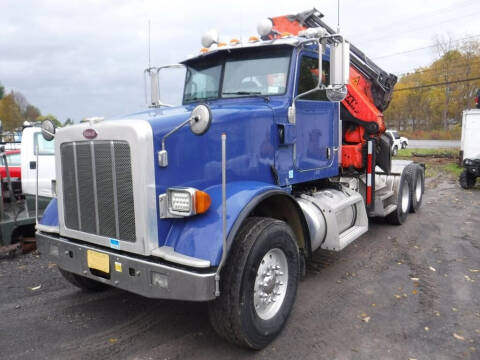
[161,116,193,152]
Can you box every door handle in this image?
[326,147,332,160]
[30,161,36,170]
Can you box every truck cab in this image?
[36,14,425,349]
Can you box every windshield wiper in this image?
[222,91,270,101]
[223,91,261,95]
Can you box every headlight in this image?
[160,187,211,218]
[464,159,473,166]
[169,189,193,213]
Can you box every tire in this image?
[406,164,424,213]
[208,217,300,349]
[59,268,110,292]
[459,169,476,189]
[401,142,407,149]
[386,171,410,225]
[392,146,398,156]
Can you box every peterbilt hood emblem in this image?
[83,128,98,139]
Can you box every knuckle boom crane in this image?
[267,8,398,173]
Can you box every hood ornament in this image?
[83,128,98,139]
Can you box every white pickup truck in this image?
[386,129,409,156]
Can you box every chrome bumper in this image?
[36,232,216,301]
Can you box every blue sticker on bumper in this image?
[110,239,120,249]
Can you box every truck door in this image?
[21,128,56,198]
[294,54,339,172]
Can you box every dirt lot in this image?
[1,176,479,360]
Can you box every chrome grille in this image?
[61,141,136,242]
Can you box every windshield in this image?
[391,131,400,139]
[183,47,291,103]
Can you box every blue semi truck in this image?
[36,10,425,349]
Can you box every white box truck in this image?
[459,109,480,188]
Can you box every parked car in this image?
[386,129,408,155]
[0,149,21,179]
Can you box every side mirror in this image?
[327,39,350,102]
[190,104,212,135]
[330,39,350,86]
[41,120,56,141]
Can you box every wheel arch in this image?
[227,191,311,258]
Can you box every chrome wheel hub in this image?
[253,248,288,320]
[401,181,410,213]
[415,176,422,202]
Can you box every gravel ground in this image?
[0,177,479,360]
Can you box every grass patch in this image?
[396,148,458,158]
[444,163,463,177]
[394,147,462,180]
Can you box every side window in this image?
[297,56,329,101]
[34,133,55,155]
[7,153,21,166]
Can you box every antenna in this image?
[148,19,151,68]
[337,0,341,33]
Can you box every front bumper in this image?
[36,232,217,301]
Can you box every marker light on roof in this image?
[218,42,227,47]
[230,38,240,46]
[248,36,259,43]
[200,48,208,53]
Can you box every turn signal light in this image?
[195,190,211,214]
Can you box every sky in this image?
[0,0,479,122]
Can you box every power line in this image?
[373,34,480,60]
[355,8,480,45]
[396,59,480,78]
[394,76,480,92]
[352,0,473,40]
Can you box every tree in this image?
[0,92,23,130]
[24,104,41,122]
[0,82,4,100]
[12,91,28,114]
[37,114,62,128]
[385,36,480,131]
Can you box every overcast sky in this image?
[0,0,478,122]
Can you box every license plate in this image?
[87,250,110,274]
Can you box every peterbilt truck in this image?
[36,9,425,349]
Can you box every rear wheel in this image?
[459,170,476,189]
[208,217,299,349]
[59,268,110,292]
[387,172,410,225]
[406,164,424,213]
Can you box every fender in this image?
[164,181,288,266]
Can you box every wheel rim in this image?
[415,176,422,202]
[253,248,288,320]
[401,181,410,213]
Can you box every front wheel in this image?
[208,217,300,349]
[459,169,476,189]
[401,142,407,149]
